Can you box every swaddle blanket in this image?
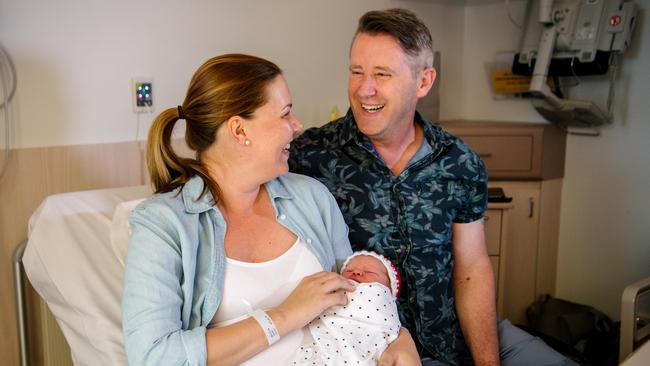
[293,282,401,365]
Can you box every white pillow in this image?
[23,185,151,365]
[110,198,146,267]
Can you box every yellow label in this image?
[490,71,532,94]
[329,106,341,121]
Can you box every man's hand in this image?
[378,328,422,366]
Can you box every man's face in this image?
[348,32,424,142]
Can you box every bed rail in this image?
[13,240,28,366]
[620,275,650,362]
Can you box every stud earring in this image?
[244,139,251,146]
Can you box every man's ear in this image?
[225,115,248,145]
[416,67,436,98]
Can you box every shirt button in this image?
[306,238,312,244]
[279,214,286,220]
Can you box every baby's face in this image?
[342,255,390,288]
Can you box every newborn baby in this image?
[293,251,401,365]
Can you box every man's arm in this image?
[452,220,500,366]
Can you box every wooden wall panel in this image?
[0,141,143,366]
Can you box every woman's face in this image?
[342,255,390,288]
[245,75,303,180]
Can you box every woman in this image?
[121,54,418,365]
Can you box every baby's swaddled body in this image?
[293,282,401,365]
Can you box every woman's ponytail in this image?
[146,107,190,193]
[146,106,221,200]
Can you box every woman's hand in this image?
[378,328,422,366]
[274,271,356,331]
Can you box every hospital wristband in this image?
[250,309,280,345]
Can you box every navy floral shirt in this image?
[289,110,487,365]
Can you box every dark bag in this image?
[526,294,619,365]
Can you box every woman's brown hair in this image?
[146,54,282,200]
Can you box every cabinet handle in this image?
[478,153,493,158]
[528,198,534,218]
[484,215,490,221]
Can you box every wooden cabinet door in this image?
[491,181,541,325]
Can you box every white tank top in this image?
[210,238,323,365]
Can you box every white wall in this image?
[461,0,650,319]
[0,0,464,148]
[461,0,544,122]
[556,2,650,318]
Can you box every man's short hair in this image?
[355,8,434,69]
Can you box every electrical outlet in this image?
[132,78,154,113]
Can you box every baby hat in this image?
[341,250,401,298]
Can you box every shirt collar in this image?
[338,108,360,146]
[418,113,455,153]
[337,108,454,155]
[181,174,293,214]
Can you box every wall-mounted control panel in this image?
[132,78,153,113]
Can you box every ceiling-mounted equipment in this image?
[512,0,637,129]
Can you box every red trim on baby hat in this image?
[389,262,401,298]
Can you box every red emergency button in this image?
[609,15,622,27]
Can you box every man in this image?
[290,8,573,366]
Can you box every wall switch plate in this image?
[132,78,154,113]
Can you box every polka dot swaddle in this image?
[293,282,401,365]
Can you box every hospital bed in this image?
[14,185,152,365]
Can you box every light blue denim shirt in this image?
[122,173,352,365]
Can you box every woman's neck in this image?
[202,157,265,216]
[200,132,268,214]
